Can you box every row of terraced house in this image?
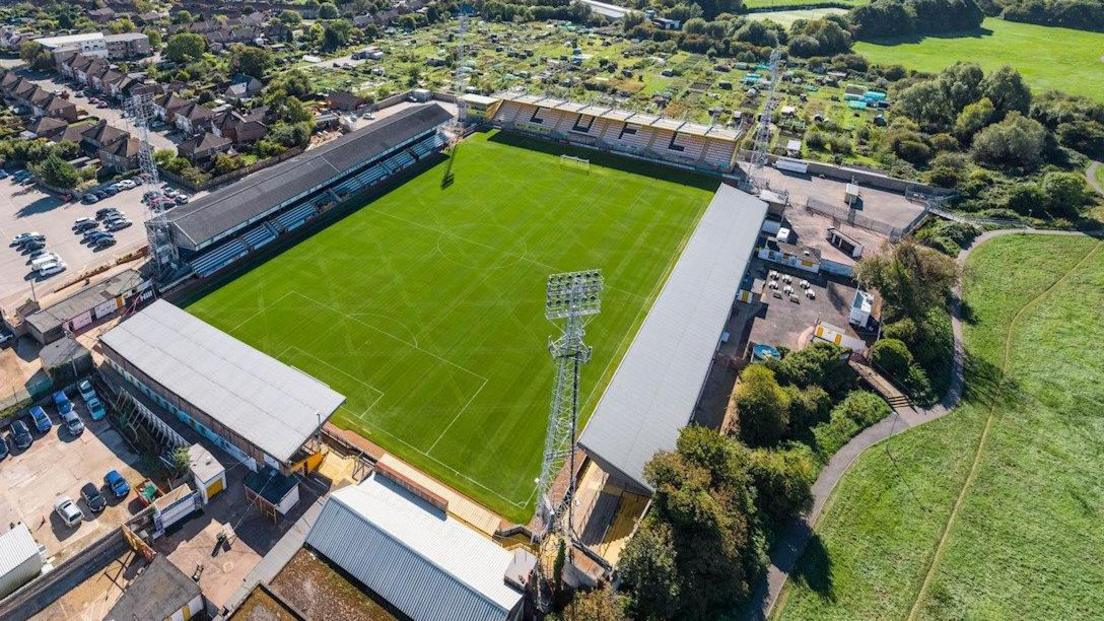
[0,70,77,122]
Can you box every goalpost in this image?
[559,154,591,173]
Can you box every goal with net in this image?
[559,154,591,173]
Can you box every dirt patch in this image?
[270,548,400,621]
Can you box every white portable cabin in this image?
[775,157,808,174]
[845,183,861,205]
[0,524,45,599]
[850,290,874,327]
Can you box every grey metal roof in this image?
[99,300,345,463]
[165,104,452,251]
[578,184,767,490]
[105,555,200,621]
[0,523,39,579]
[306,475,526,621]
[25,269,145,335]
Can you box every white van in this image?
[31,253,60,268]
[37,262,66,277]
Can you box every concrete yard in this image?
[0,177,149,309]
[0,400,147,564]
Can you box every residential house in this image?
[177,132,232,163]
[99,136,141,171]
[327,91,367,112]
[88,7,116,22]
[41,94,78,122]
[80,120,129,155]
[212,109,267,144]
[222,74,263,103]
[104,33,151,59]
[96,68,125,96]
[153,92,190,123]
[175,101,214,135]
[27,116,68,140]
[54,121,98,145]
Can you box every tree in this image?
[164,32,206,63]
[279,9,303,26]
[1006,181,1047,216]
[321,19,356,51]
[230,44,272,79]
[937,62,985,112]
[954,96,995,142]
[144,28,162,50]
[317,1,339,18]
[770,341,846,389]
[897,80,953,131]
[784,384,832,438]
[747,446,816,524]
[982,65,1032,118]
[856,239,960,320]
[971,111,1046,171]
[560,585,629,621]
[19,41,53,71]
[622,426,763,619]
[620,520,681,619]
[33,153,78,189]
[734,364,790,447]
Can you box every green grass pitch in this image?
[185,131,718,522]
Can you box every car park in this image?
[104,470,130,498]
[29,405,52,433]
[10,420,32,449]
[61,409,84,436]
[54,496,84,527]
[80,482,106,513]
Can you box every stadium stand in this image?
[490,94,743,173]
[170,104,452,279]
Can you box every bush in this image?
[784,384,833,441]
[871,338,914,376]
[809,391,890,460]
[769,341,848,390]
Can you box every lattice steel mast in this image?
[127,92,179,280]
[747,48,784,192]
[534,270,603,605]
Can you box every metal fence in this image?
[805,198,907,240]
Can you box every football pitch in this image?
[185,131,717,522]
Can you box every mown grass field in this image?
[745,0,862,8]
[854,18,1104,101]
[185,131,716,522]
[774,234,1104,620]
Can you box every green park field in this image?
[855,18,1104,101]
[185,131,716,522]
[774,234,1104,620]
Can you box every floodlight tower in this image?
[127,92,179,280]
[534,269,603,604]
[747,47,784,192]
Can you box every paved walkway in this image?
[1087,161,1104,197]
[744,227,1100,620]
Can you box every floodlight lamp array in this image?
[545,270,603,319]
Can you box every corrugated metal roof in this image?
[99,300,345,463]
[165,104,452,250]
[0,524,39,578]
[306,475,525,621]
[578,184,767,490]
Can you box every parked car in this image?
[174,195,189,205]
[92,236,117,249]
[78,379,96,402]
[85,395,106,421]
[80,482,106,513]
[104,219,132,232]
[53,390,74,415]
[84,230,112,241]
[11,232,43,246]
[118,179,136,189]
[54,496,84,527]
[0,328,13,349]
[29,405,51,433]
[96,208,120,220]
[0,169,8,179]
[9,420,31,450]
[74,220,98,232]
[81,193,100,204]
[61,409,84,436]
[0,435,8,459]
[21,240,45,253]
[73,217,95,228]
[37,262,67,278]
[104,470,130,498]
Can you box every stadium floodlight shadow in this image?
[486,130,720,192]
